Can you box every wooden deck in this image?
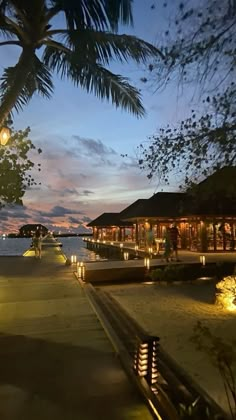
[0,242,153,420]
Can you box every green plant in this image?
[0,0,163,124]
[150,268,164,281]
[191,322,236,419]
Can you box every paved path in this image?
[0,245,152,420]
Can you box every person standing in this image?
[163,228,172,262]
[32,228,43,259]
[170,224,180,261]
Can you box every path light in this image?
[120,243,123,248]
[71,255,77,264]
[77,261,85,280]
[200,255,206,266]
[110,242,114,245]
[144,257,150,270]
[148,247,153,254]
[124,252,129,260]
[134,336,159,385]
[0,126,11,146]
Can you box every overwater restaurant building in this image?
[88,169,236,253]
[87,213,134,242]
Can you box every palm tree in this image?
[0,0,163,125]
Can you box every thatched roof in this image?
[120,193,188,220]
[187,167,236,216]
[87,212,133,227]
[88,168,236,226]
[119,199,148,220]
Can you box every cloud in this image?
[68,216,84,224]
[73,136,117,157]
[0,205,31,220]
[81,216,92,223]
[39,206,84,218]
[80,190,94,196]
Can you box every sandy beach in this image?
[104,280,236,415]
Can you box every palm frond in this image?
[0,8,19,39]
[49,0,133,32]
[0,54,53,113]
[43,45,145,116]
[60,29,163,65]
[75,63,145,117]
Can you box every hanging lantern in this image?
[0,127,11,146]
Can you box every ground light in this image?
[200,255,206,266]
[144,257,150,270]
[77,262,85,280]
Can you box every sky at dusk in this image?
[0,1,193,234]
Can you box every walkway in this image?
[0,245,153,420]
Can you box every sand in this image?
[104,280,236,415]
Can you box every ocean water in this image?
[0,236,103,261]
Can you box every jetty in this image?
[0,237,231,419]
[0,239,153,420]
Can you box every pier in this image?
[0,238,232,419]
[0,241,153,420]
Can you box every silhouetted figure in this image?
[170,224,180,261]
[163,228,172,262]
[32,228,43,259]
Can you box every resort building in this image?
[87,213,134,242]
[88,168,236,253]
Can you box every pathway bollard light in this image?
[71,255,77,264]
[123,251,129,260]
[144,257,150,270]
[77,262,85,280]
[134,336,160,386]
[200,255,206,266]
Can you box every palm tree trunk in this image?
[0,48,35,126]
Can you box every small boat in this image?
[42,241,63,248]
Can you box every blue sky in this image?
[0,0,193,234]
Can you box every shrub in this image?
[215,276,236,311]
[191,322,236,419]
[150,268,164,281]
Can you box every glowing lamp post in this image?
[77,262,85,280]
[0,126,11,146]
[144,257,150,270]
[71,255,77,264]
[200,255,206,266]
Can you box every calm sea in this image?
[0,236,103,262]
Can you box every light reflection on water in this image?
[0,236,104,262]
